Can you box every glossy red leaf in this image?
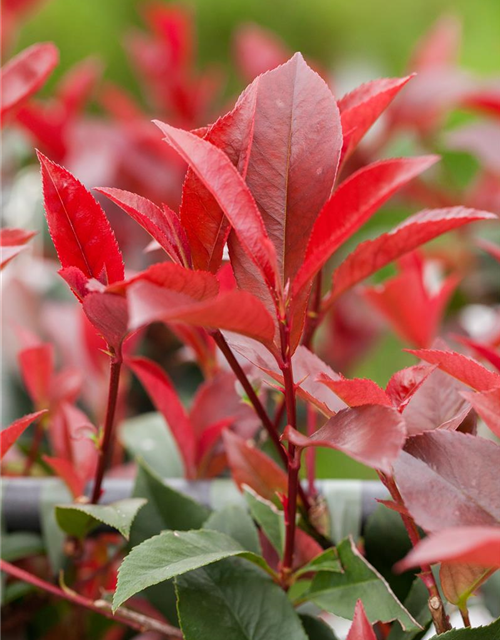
[318,373,391,407]
[385,363,437,411]
[18,343,54,406]
[1,410,47,460]
[43,456,85,499]
[96,187,191,268]
[233,53,342,286]
[394,431,500,532]
[37,152,124,286]
[407,348,500,392]
[179,87,257,273]
[293,156,439,296]
[223,430,288,502]
[126,356,197,478]
[363,253,459,348]
[396,526,500,572]
[154,120,278,290]
[283,404,406,473]
[461,387,500,438]
[346,600,377,640]
[128,281,276,349]
[329,207,497,302]
[1,43,58,121]
[338,75,413,162]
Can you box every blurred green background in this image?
[12,0,500,480]
[15,0,500,93]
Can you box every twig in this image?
[0,560,182,638]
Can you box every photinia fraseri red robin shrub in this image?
[2,29,500,640]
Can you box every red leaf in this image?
[233,24,290,82]
[127,356,197,479]
[338,75,414,162]
[400,369,471,435]
[128,281,277,349]
[18,343,54,406]
[232,53,342,286]
[363,252,459,348]
[453,335,500,374]
[0,228,35,246]
[461,387,500,439]
[330,207,497,301]
[117,261,219,300]
[409,15,461,71]
[223,430,288,502]
[43,455,85,498]
[394,431,500,532]
[1,43,58,121]
[446,122,500,175]
[37,152,124,286]
[396,526,500,572]
[82,292,129,352]
[406,348,500,391]
[56,57,102,118]
[0,245,28,269]
[179,87,257,273]
[154,120,278,290]
[1,410,47,460]
[318,373,391,407]
[96,187,191,268]
[346,600,377,640]
[476,237,500,264]
[385,363,437,411]
[293,156,439,296]
[283,404,406,473]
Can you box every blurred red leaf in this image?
[1,43,58,122]
[397,526,500,572]
[18,343,54,407]
[1,410,47,460]
[233,23,290,82]
[44,456,85,498]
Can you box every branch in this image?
[0,560,182,638]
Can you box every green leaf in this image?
[426,618,500,639]
[176,557,308,640]
[55,498,146,540]
[388,578,431,640]
[1,532,44,562]
[120,412,184,478]
[130,458,210,546]
[204,505,261,554]
[244,486,284,554]
[306,537,420,631]
[299,614,339,640]
[114,529,270,610]
[364,503,414,600]
[294,548,342,579]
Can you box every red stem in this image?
[91,351,123,504]
[0,560,181,638]
[279,317,300,580]
[379,473,451,634]
[212,330,311,512]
